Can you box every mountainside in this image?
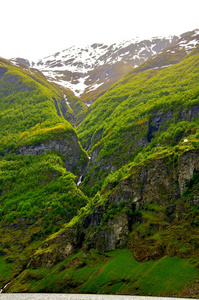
[1,29,199,297]
[11,29,199,106]
[77,43,199,195]
[0,57,89,291]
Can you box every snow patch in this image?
[178,38,199,52]
[88,81,104,92]
[27,33,198,96]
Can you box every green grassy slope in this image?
[77,47,199,195]
[0,152,88,286]
[2,44,199,297]
[0,59,89,288]
[0,58,75,153]
[6,249,199,297]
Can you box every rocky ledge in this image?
[12,132,89,174]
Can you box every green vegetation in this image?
[6,249,199,296]
[0,59,77,153]
[1,44,199,297]
[77,47,199,195]
[0,58,88,289]
[0,152,88,224]
[61,88,87,126]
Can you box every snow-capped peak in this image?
[30,35,180,97]
[13,29,199,99]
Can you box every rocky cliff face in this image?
[30,227,78,269]
[108,148,199,214]
[5,132,88,174]
[109,156,179,207]
[30,147,199,268]
[81,102,199,195]
[148,105,199,142]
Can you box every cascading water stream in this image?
[77,133,93,187]
[77,175,83,186]
[0,282,10,293]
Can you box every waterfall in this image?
[0,282,10,293]
[77,175,83,186]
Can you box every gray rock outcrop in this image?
[14,132,88,174]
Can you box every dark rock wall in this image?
[14,133,89,174]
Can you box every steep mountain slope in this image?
[0,58,89,289]
[1,56,87,126]
[8,148,199,296]
[2,30,199,297]
[77,45,199,195]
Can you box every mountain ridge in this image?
[11,29,199,105]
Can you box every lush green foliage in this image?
[79,49,199,150]
[0,59,76,153]
[62,89,87,126]
[78,48,199,195]
[0,59,89,289]
[0,152,88,225]
[1,44,199,296]
[0,151,88,281]
[6,249,199,296]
